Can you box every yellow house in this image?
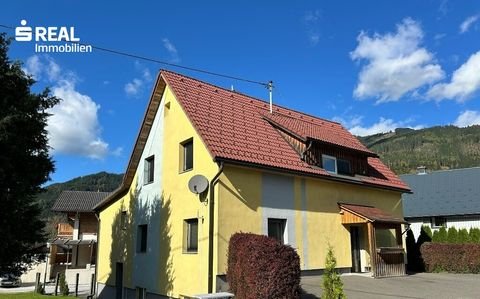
[94,70,411,299]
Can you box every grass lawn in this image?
[0,294,71,299]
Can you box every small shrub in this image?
[227,232,301,299]
[420,243,480,273]
[432,230,439,242]
[470,228,480,243]
[457,228,470,243]
[59,272,69,296]
[447,227,458,244]
[322,246,346,299]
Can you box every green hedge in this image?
[420,243,480,273]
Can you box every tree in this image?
[0,33,59,275]
[435,227,448,243]
[457,228,470,244]
[59,272,69,296]
[322,245,346,299]
[447,227,458,244]
[469,228,480,243]
[421,226,433,240]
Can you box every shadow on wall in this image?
[104,184,174,297]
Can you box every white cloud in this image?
[347,117,423,136]
[124,61,153,98]
[48,79,109,159]
[460,14,479,34]
[303,10,321,45]
[427,51,480,102]
[351,18,444,103]
[453,110,480,127]
[23,55,111,159]
[162,38,180,63]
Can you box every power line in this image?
[0,23,269,87]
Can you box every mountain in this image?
[359,125,480,175]
[37,171,123,218]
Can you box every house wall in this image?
[408,215,480,240]
[216,165,404,276]
[97,85,218,298]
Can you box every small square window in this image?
[181,139,193,172]
[144,155,154,185]
[121,211,127,230]
[137,224,148,253]
[268,218,286,244]
[322,155,337,174]
[184,218,198,253]
[431,217,446,228]
[136,287,146,299]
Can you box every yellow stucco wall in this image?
[215,166,403,274]
[97,85,219,297]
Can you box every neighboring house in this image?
[402,167,480,240]
[49,191,110,284]
[94,70,411,299]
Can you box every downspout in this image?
[208,161,224,293]
[93,211,100,296]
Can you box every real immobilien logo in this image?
[15,20,92,53]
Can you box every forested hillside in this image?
[359,126,480,174]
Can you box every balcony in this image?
[57,223,73,238]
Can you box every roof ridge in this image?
[160,69,341,126]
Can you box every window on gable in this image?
[184,218,198,253]
[268,218,286,244]
[337,158,352,175]
[137,224,148,253]
[180,139,193,172]
[322,155,337,174]
[144,155,154,185]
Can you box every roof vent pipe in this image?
[416,166,427,175]
[268,81,273,113]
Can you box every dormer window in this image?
[322,155,352,175]
[322,154,337,173]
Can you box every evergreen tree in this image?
[0,33,59,275]
[469,228,480,243]
[59,272,69,296]
[322,245,346,299]
[421,226,433,239]
[457,228,469,244]
[436,227,448,243]
[447,227,458,244]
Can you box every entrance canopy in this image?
[339,203,408,225]
[338,203,407,278]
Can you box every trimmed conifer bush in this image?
[227,232,301,299]
[447,227,458,244]
[435,226,448,243]
[421,225,433,239]
[457,228,470,243]
[322,246,346,299]
[470,228,480,243]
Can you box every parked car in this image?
[0,274,22,287]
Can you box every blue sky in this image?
[1,0,480,184]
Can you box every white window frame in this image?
[322,154,337,174]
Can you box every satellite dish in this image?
[188,175,209,194]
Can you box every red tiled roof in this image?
[160,70,409,192]
[339,203,407,224]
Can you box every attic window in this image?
[144,155,154,185]
[180,138,193,172]
[322,155,337,174]
[337,159,352,175]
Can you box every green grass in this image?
[0,293,72,299]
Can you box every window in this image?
[268,218,286,244]
[137,225,148,253]
[431,217,446,228]
[181,139,193,172]
[136,287,146,299]
[337,159,351,175]
[144,155,154,184]
[322,154,337,174]
[121,211,127,230]
[184,218,198,253]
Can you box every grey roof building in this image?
[52,190,111,213]
[401,167,480,218]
